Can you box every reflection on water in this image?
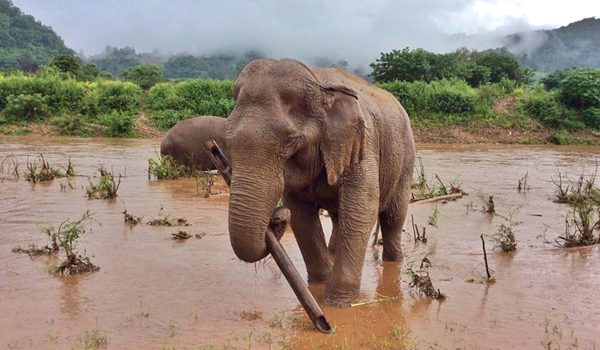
[1,136,599,349]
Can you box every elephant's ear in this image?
[320,86,366,186]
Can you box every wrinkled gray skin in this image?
[226,59,415,307]
[160,116,229,171]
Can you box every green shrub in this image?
[541,69,572,90]
[53,115,93,136]
[524,94,562,127]
[2,93,48,121]
[429,80,476,115]
[148,154,187,179]
[582,107,600,129]
[496,78,518,95]
[146,83,183,111]
[99,111,136,137]
[150,109,193,131]
[146,79,234,121]
[121,64,164,90]
[522,92,586,131]
[465,64,491,87]
[559,68,600,110]
[377,80,432,116]
[94,82,142,115]
[429,89,475,114]
[174,79,234,116]
[548,130,572,145]
[0,74,86,113]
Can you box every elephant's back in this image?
[161,116,228,169]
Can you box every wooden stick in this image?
[480,234,491,280]
[411,193,463,205]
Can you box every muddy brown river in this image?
[1,136,599,349]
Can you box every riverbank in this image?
[2,113,599,144]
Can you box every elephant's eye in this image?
[282,134,302,158]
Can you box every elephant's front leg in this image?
[285,194,332,282]
[325,176,379,307]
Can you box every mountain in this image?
[0,0,73,71]
[503,17,600,71]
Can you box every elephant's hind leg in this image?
[285,194,332,283]
[379,181,410,261]
[327,212,340,254]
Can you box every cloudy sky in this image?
[12,0,600,64]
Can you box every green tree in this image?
[77,63,100,81]
[370,48,433,83]
[474,50,531,84]
[121,64,163,90]
[49,54,81,76]
[559,68,600,109]
[89,46,141,77]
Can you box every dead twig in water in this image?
[410,214,427,243]
[171,230,191,240]
[480,234,495,283]
[410,193,464,204]
[517,172,530,192]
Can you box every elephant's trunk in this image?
[228,163,284,263]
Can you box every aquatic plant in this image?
[481,194,496,214]
[147,154,187,180]
[406,254,445,299]
[552,164,600,247]
[122,210,143,225]
[427,206,439,227]
[86,167,121,199]
[491,207,520,252]
[13,211,99,275]
[45,210,99,276]
[492,224,517,252]
[146,206,190,226]
[25,154,63,183]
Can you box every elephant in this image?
[160,116,229,171]
[225,59,415,307]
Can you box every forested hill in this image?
[0,0,73,71]
[504,17,600,71]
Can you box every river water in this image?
[1,136,599,349]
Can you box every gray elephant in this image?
[160,116,229,171]
[226,59,415,307]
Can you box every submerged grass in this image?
[76,330,108,350]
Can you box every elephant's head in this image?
[225,59,366,262]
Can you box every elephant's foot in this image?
[324,288,359,307]
[382,248,402,261]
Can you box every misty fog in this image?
[11,0,592,66]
